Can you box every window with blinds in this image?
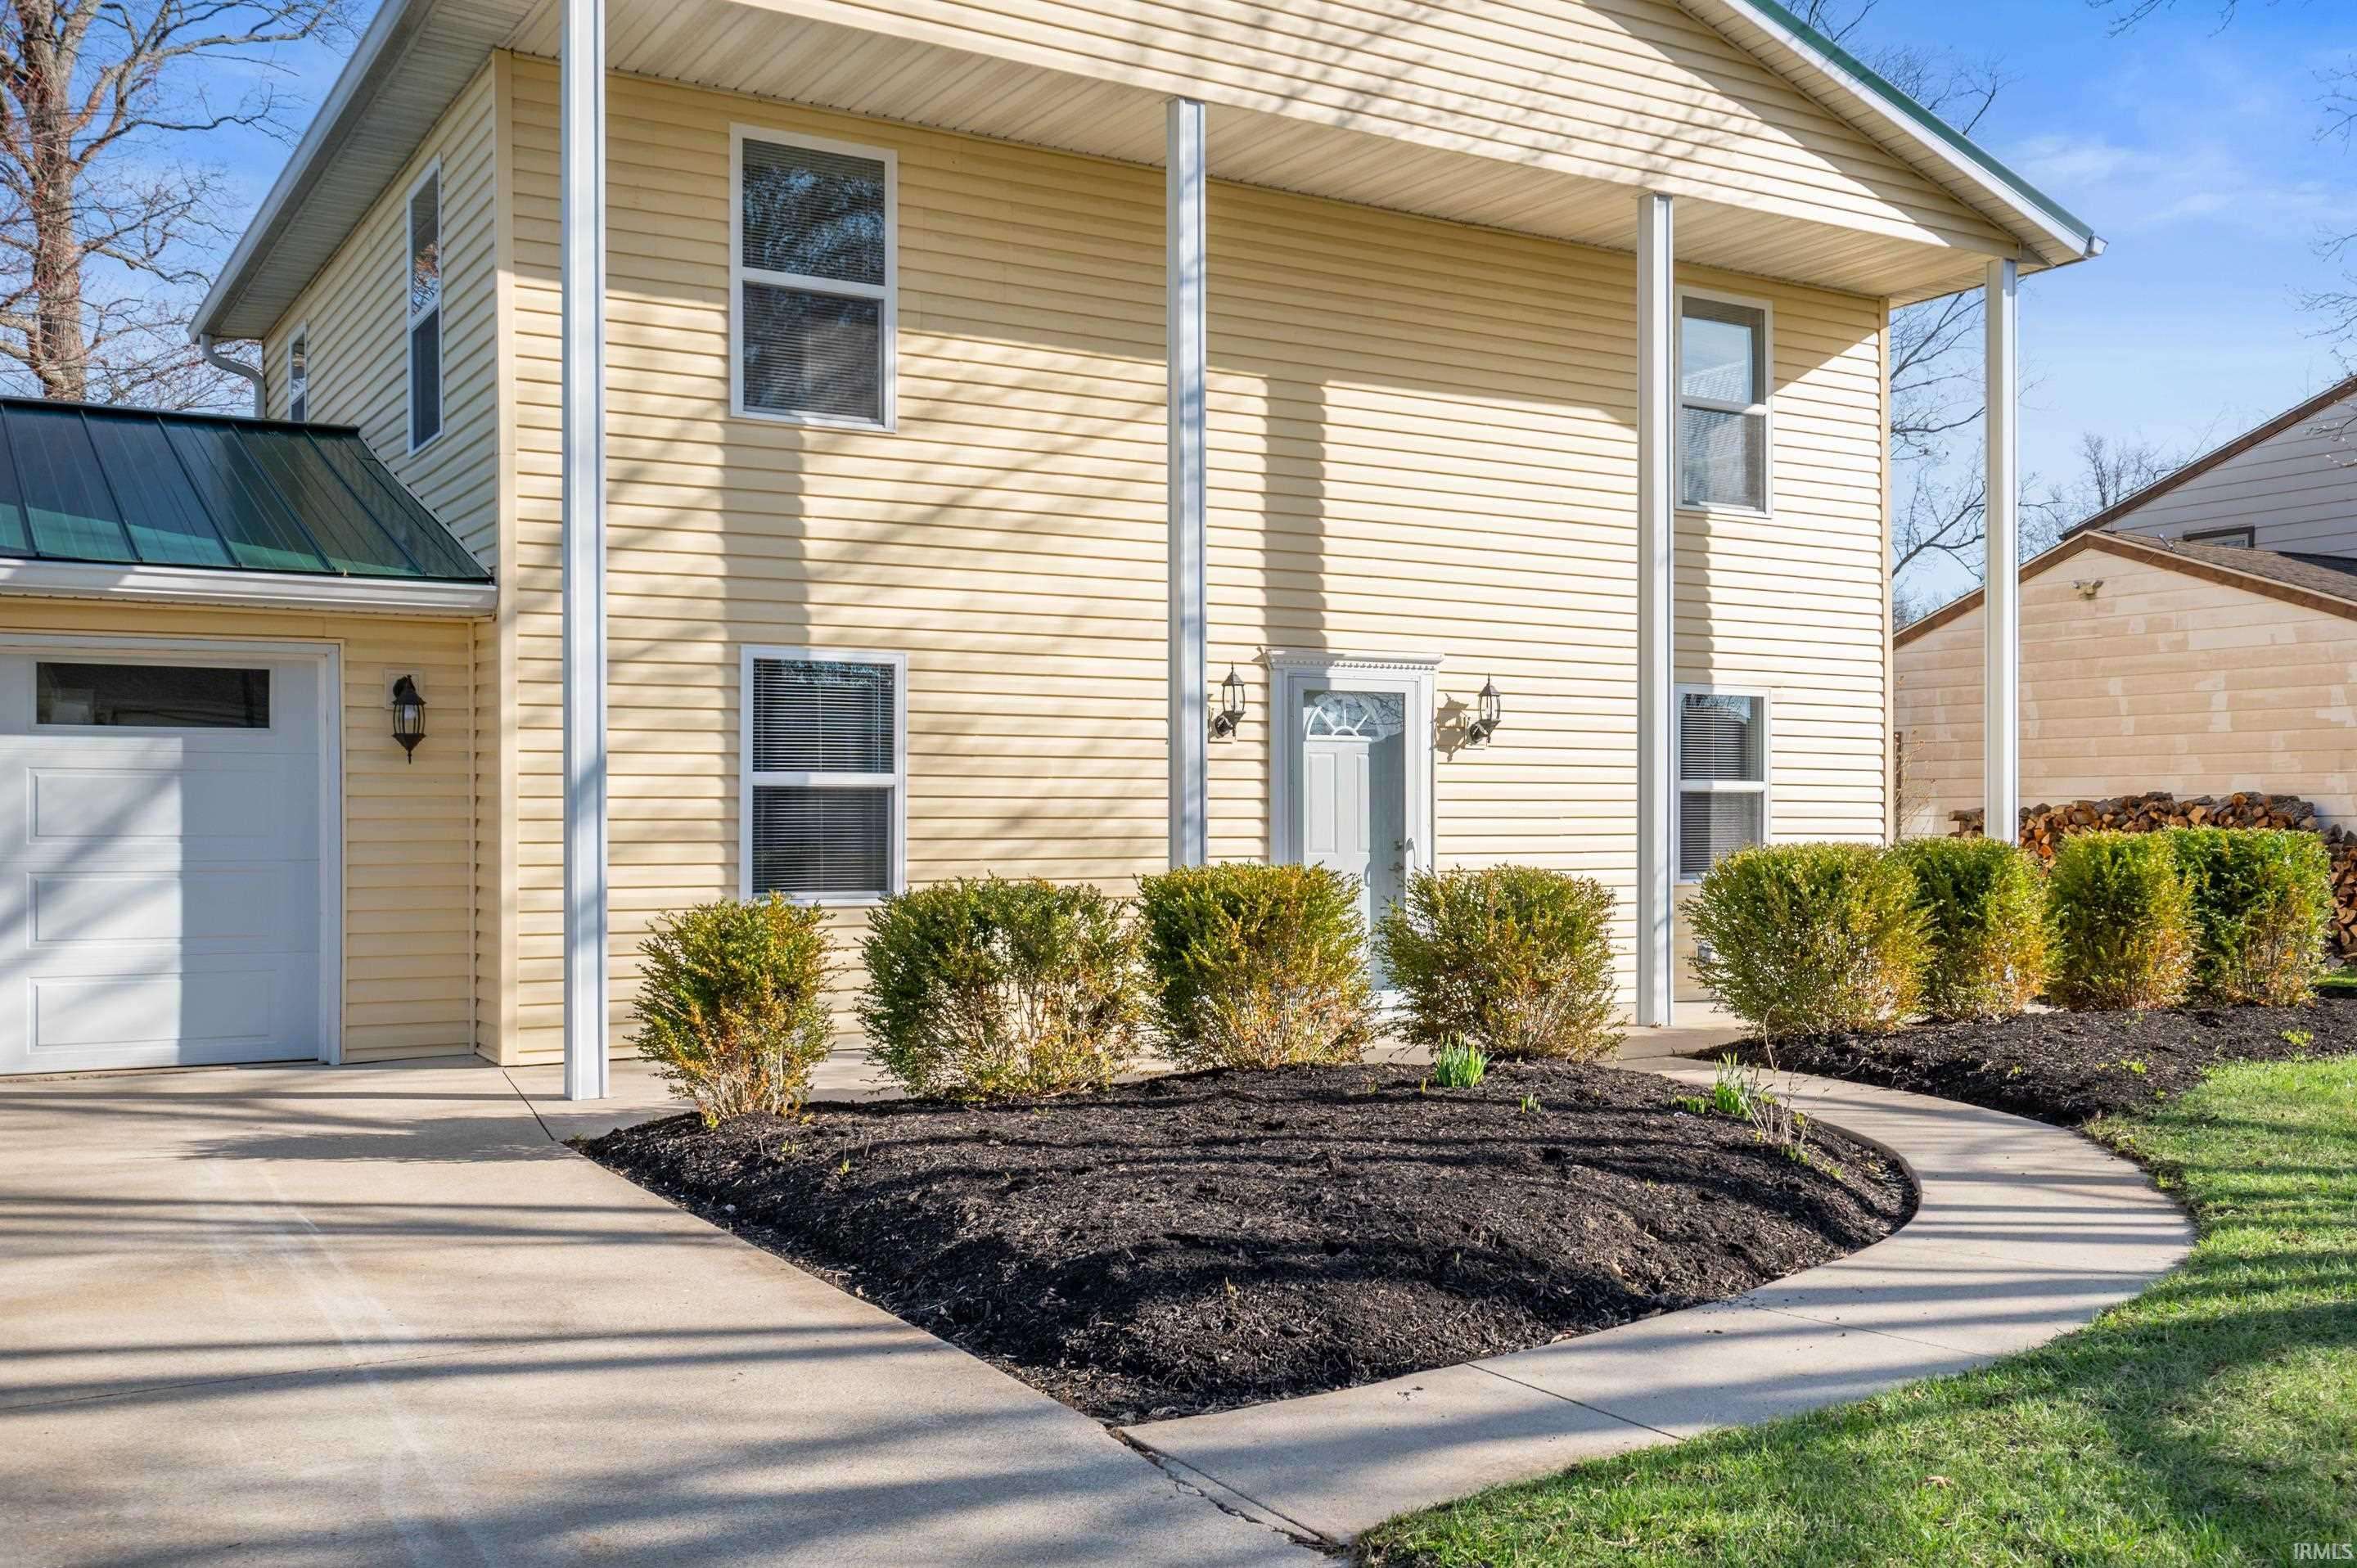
[1677,690,1768,879]
[286,330,309,423]
[406,166,443,450]
[734,130,894,426]
[1677,295,1769,511]
[743,651,903,900]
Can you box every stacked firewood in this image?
[1950,790,2357,956]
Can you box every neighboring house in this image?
[1895,537,2357,840]
[0,0,2102,1075]
[2071,376,2357,555]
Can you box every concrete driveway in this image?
[0,1057,1308,1567]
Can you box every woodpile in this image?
[1949,790,2357,957]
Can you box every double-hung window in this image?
[742,649,905,902]
[1678,294,1770,512]
[407,164,443,450]
[1677,688,1769,879]
[286,328,309,422]
[732,128,895,427]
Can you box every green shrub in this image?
[1688,842,1927,1041]
[1137,863,1374,1069]
[860,876,1143,1101]
[1895,836,2051,1021]
[633,894,836,1126]
[1374,866,1622,1061]
[2048,831,2195,1011]
[2168,827,2332,1005]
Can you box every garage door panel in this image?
[29,969,281,1057]
[26,764,292,852]
[28,869,288,947]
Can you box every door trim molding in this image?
[1266,651,1440,880]
[0,632,345,1066]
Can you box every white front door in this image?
[0,651,326,1074]
[1299,687,1413,982]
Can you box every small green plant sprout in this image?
[2283,1028,2314,1048]
[1679,1056,1824,1169]
[1518,1093,1541,1116]
[1430,1036,1489,1088]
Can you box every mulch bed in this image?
[1715,994,2357,1126]
[581,1061,1913,1422]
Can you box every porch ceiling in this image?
[502,0,2023,304]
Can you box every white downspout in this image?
[1984,259,2020,845]
[1634,191,1676,1029]
[199,334,264,418]
[1167,97,1210,868]
[560,0,609,1100]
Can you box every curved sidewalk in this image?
[1119,1052,2197,1546]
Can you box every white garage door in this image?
[0,651,326,1075]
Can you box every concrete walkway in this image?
[0,1057,1309,1567]
[1119,1042,2197,1544]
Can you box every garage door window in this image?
[37,663,270,728]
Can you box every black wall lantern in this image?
[1463,677,1503,746]
[1210,664,1248,739]
[390,675,427,762]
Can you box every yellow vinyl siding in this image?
[686,0,2013,257]
[0,602,477,1063]
[494,61,1887,1058]
[1896,551,2357,836]
[260,61,502,573]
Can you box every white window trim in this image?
[1674,682,1773,884]
[286,323,309,423]
[405,159,444,454]
[738,645,908,906]
[728,124,899,433]
[1674,286,1774,520]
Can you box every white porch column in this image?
[560,0,608,1100]
[1983,258,2020,846]
[1634,191,1674,1028]
[1167,97,1210,868]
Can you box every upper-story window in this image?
[2185,525,2254,548]
[1678,294,1771,512]
[407,164,443,451]
[286,328,309,422]
[732,128,895,429]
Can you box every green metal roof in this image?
[0,399,490,583]
[1741,0,2100,255]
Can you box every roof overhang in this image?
[1897,531,2357,647]
[199,0,2105,340]
[0,558,497,616]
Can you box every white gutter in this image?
[198,335,265,417]
[0,559,496,616]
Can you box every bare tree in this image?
[0,0,349,408]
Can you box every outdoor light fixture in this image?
[390,675,427,762]
[1463,677,1503,746]
[1210,664,1248,739]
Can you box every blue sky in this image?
[209,2,2357,575]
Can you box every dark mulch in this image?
[1714,994,2357,1126]
[580,1061,1913,1422]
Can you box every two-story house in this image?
[0,0,2099,1076]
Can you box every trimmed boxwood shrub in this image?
[1895,836,2051,1021]
[1688,842,1927,1041]
[2169,827,2332,1005]
[1374,866,1621,1061]
[633,894,836,1125]
[861,876,1143,1101]
[1137,863,1374,1069]
[2048,831,2194,1011]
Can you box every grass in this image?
[1362,1055,2357,1566]
[2317,969,2357,997]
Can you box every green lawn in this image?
[1362,1057,2357,1567]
